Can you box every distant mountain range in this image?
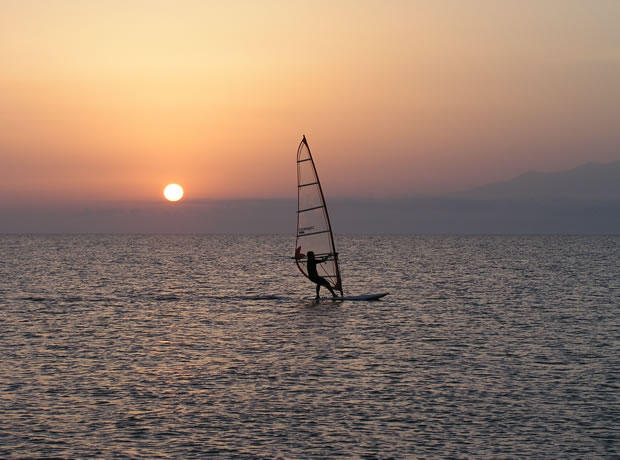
[327,160,620,233]
[458,161,620,202]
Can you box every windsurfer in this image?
[306,251,337,299]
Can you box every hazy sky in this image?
[1,0,619,206]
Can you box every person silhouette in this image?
[306,251,337,299]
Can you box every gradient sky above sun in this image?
[1,0,619,205]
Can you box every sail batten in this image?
[297,229,331,237]
[295,136,343,296]
[298,205,326,213]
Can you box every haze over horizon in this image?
[1,1,619,231]
[3,160,620,234]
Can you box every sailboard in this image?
[294,135,388,301]
[328,293,389,301]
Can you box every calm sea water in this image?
[1,234,618,458]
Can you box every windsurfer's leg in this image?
[315,283,321,299]
[320,278,336,297]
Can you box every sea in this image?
[1,234,618,458]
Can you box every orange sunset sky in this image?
[1,0,619,205]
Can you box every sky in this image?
[1,0,620,210]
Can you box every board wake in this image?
[323,292,388,301]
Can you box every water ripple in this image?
[0,234,618,458]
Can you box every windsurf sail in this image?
[295,135,343,295]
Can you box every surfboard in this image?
[294,136,388,300]
[330,293,389,301]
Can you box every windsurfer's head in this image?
[307,251,315,260]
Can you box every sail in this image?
[295,136,343,295]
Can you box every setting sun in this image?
[163,184,184,202]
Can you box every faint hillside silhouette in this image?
[458,161,620,202]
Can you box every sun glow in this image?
[163,184,184,202]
